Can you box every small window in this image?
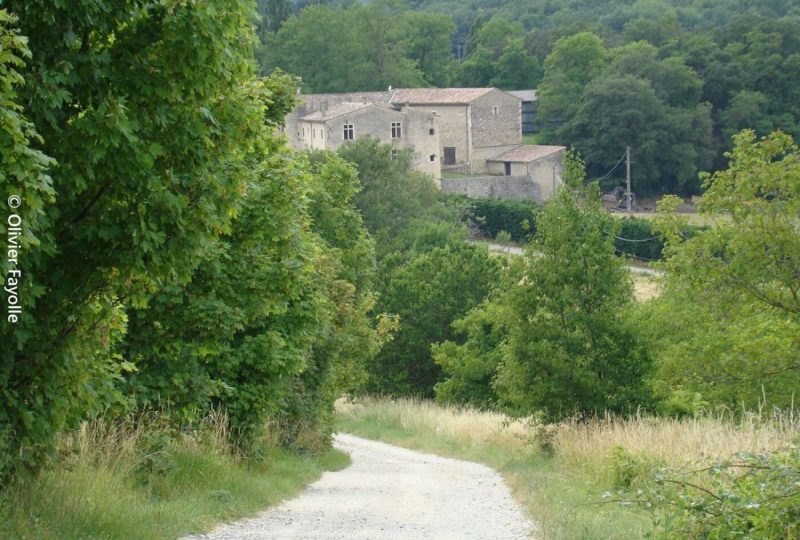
[493,106,499,115]
[391,122,402,139]
[391,148,398,161]
[343,123,354,140]
[429,154,436,162]
[429,128,435,135]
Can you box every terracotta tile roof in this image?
[299,101,372,121]
[300,91,394,108]
[390,88,497,105]
[488,145,565,163]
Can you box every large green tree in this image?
[645,130,800,410]
[0,0,268,476]
[495,157,652,418]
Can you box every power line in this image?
[592,151,627,183]
[613,233,664,243]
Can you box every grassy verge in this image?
[336,398,797,540]
[0,414,349,540]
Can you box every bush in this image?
[625,446,800,538]
[462,197,540,243]
[614,217,706,261]
[614,218,665,261]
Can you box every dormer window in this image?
[343,123,354,140]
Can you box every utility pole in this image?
[626,145,632,216]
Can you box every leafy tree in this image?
[433,259,522,409]
[454,17,540,89]
[262,3,425,93]
[368,241,500,396]
[645,130,800,410]
[492,155,653,419]
[491,38,543,90]
[337,137,441,253]
[537,32,609,128]
[1,0,264,476]
[399,12,456,87]
[560,75,713,194]
[436,155,652,418]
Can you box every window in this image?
[391,148,398,161]
[429,128,435,135]
[429,154,436,162]
[343,124,354,140]
[391,122,402,139]
[493,106,499,115]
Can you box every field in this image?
[336,398,798,540]
[632,273,660,301]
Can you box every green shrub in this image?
[607,446,660,489]
[614,217,706,261]
[464,197,540,243]
[627,446,800,538]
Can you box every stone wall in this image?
[527,151,564,201]
[441,175,543,202]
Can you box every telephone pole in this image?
[626,145,632,216]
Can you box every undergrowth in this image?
[0,412,349,540]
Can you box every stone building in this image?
[390,88,522,174]
[285,94,440,180]
[283,87,566,202]
[485,145,565,201]
[507,90,538,133]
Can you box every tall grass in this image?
[0,413,349,540]
[336,397,799,540]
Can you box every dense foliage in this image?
[0,2,379,478]
[461,197,539,243]
[644,130,800,411]
[436,155,653,418]
[335,138,499,397]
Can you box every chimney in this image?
[320,100,328,116]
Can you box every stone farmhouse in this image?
[283,87,565,201]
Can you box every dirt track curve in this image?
[187,433,535,540]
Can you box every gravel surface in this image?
[186,433,535,540]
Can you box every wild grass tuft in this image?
[0,413,349,540]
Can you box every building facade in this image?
[287,99,440,180]
[283,87,565,202]
[390,88,522,174]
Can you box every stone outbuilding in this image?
[485,145,566,201]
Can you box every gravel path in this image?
[187,433,535,540]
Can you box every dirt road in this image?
[187,433,535,539]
